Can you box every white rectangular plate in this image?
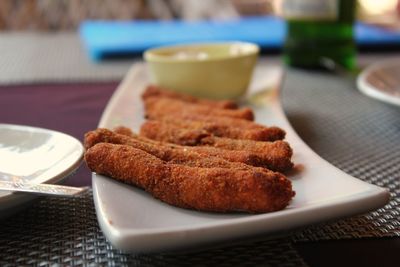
[93,62,390,253]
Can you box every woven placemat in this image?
[0,191,306,266]
[281,68,400,241]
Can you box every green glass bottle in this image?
[282,0,356,70]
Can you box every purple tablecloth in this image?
[0,82,117,186]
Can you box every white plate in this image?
[357,59,400,106]
[0,124,84,217]
[93,63,390,253]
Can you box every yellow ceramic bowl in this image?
[144,42,259,100]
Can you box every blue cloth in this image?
[79,16,400,61]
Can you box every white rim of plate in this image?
[357,59,400,106]
[0,124,84,204]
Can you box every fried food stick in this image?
[140,119,285,143]
[85,128,293,172]
[200,135,291,155]
[137,122,291,171]
[161,113,267,130]
[162,115,286,141]
[200,136,293,170]
[85,143,294,213]
[188,145,293,172]
[142,85,238,109]
[85,128,251,170]
[115,126,292,171]
[117,126,289,155]
[144,97,254,121]
[139,121,209,146]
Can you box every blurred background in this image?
[0,0,399,31]
[1,0,400,83]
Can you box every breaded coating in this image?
[140,118,285,143]
[200,136,293,171]
[85,143,295,213]
[201,136,291,156]
[142,85,238,109]
[165,113,267,130]
[142,121,210,146]
[144,97,254,121]
[112,126,135,136]
[84,128,293,172]
[85,128,250,170]
[114,126,293,171]
[188,146,293,172]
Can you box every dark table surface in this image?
[0,81,398,267]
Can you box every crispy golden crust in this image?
[200,135,291,155]
[159,113,267,130]
[115,125,291,167]
[84,128,293,172]
[142,85,238,109]
[139,120,210,146]
[138,122,291,171]
[144,96,254,121]
[85,128,250,170]
[200,136,293,172]
[187,146,292,172]
[140,118,285,143]
[85,143,295,213]
[112,126,135,137]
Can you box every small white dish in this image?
[0,124,84,218]
[357,59,400,106]
[93,63,390,253]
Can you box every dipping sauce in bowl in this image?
[144,42,259,100]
